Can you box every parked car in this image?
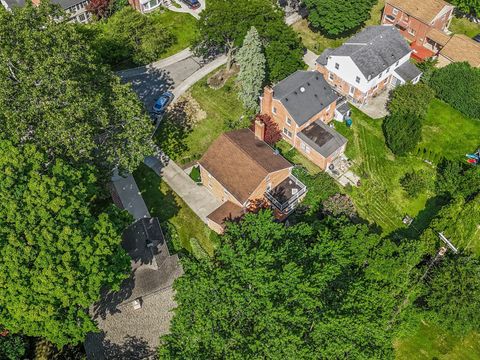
[473,33,480,43]
[180,0,200,9]
[152,92,174,114]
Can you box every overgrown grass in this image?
[291,0,384,54]
[133,163,217,256]
[450,16,480,38]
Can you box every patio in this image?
[325,155,361,187]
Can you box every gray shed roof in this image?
[272,71,338,127]
[317,26,411,79]
[298,120,347,158]
[394,61,422,82]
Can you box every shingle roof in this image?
[199,129,292,204]
[440,34,480,67]
[426,28,451,46]
[207,201,244,228]
[394,61,422,82]
[272,71,338,126]
[298,120,347,158]
[387,0,451,24]
[2,0,25,9]
[318,26,411,79]
[52,0,86,9]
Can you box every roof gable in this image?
[387,0,451,24]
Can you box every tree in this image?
[304,0,377,36]
[449,0,480,17]
[0,332,28,360]
[387,83,434,118]
[251,114,282,145]
[322,193,357,218]
[0,2,155,176]
[0,141,131,346]
[383,112,423,156]
[86,0,112,19]
[415,58,438,84]
[236,27,266,112]
[436,158,480,198]
[400,170,428,198]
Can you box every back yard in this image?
[450,16,480,38]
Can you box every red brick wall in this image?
[199,165,243,207]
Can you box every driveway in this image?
[166,0,205,19]
[144,156,222,223]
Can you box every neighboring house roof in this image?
[111,172,150,221]
[298,120,347,158]
[426,28,451,46]
[386,0,451,24]
[394,61,422,82]
[207,201,244,228]
[52,0,86,9]
[440,34,480,67]
[2,0,25,9]
[272,70,338,126]
[199,129,292,204]
[318,26,411,80]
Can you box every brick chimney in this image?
[254,119,265,141]
[261,86,274,116]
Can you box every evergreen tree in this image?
[383,112,422,156]
[236,27,266,112]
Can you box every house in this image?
[198,126,307,233]
[260,70,348,171]
[128,0,164,13]
[437,34,480,67]
[1,0,91,22]
[85,174,182,359]
[316,26,422,105]
[382,0,455,46]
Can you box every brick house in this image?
[437,34,480,67]
[316,26,422,105]
[382,0,455,53]
[198,126,307,233]
[260,70,348,171]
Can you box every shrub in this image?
[429,62,480,119]
[436,158,480,198]
[189,166,201,183]
[383,112,422,156]
[322,194,357,218]
[400,170,427,198]
[387,83,434,118]
[0,332,28,360]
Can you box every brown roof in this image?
[440,34,480,67]
[199,129,292,204]
[387,0,451,24]
[426,28,451,46]
[207,201,244,228]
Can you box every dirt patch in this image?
[207,64,239,89]
[170,92,207,125]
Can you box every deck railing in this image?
[265,175,307,213]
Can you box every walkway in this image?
[144,156,222,223]
[165,0,205,19]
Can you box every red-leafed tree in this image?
[246,198,270,214]
[251,114,282,145]
[86,0,112,19]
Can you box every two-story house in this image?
[382,0,454,54]
[2,0,91,23]
[316,26,422,105]
[198,125,307,233]
[260,70,348,171]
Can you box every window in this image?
[300,142,311,154]
[349,86,355,96]
[286,117,292,126]
[408,28,416,36]
[283,128,292,138]
[355,76,360,84]
[329,73,334,81]
[392,7,398,15]
[272,106,277,114]
[335,63,340,70]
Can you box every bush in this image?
[383,112,422,156]
[400,170,427,198]
[0,333,28,360]
[189,166,201,183]
[436,158,480,199]
[387,83,434,118]
[429,62,480,119]
[322,194,357,218]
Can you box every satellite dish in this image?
[300,87,305,93]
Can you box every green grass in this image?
[150,8,198,59]
[291,0,384,54]
[450,16,480,38]
[133,163,217,256]
[276,140,322,175]
[420,98,480,160]
[395,322,480,360]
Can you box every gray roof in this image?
[394,61,422,82]
[52,0,86,9]
[2,0,25,8]
[317,48,333,66]
[317,26,411,79]
[272,71,338,126]
[298,120,347,158]
[111,173,150,221]
[336,102,350,116]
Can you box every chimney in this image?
[261,86,274,115]
[254,119,265,141]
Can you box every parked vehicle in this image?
[152,92,174,114]
[180,0,200,9]
[473,34,480,43]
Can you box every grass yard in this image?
[134,163,218,257]
[395,322,480,360]
[450,16,480,38]
[276,140,322,175]
[292,0,384,54]
[151,8,198,59]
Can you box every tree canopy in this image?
[449,0,480,16]
[387,83,434,118]
[0,141,130,346]
[383,112,423,156]
[304,0,377,36]
[0,2,154,176]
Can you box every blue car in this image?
[152,92,174,113]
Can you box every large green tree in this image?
[0,2,154,175]
[383,112,423,156]
[304,0,377,36]
[449,0,480,16]
[387,83,434,118]
[0,141,130,346]
[236,27,266,112]
[194,0,303,82]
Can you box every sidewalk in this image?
[144,157,222,223]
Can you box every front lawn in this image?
[134,163,217,257]
[450,16,480,38]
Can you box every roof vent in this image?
[294,91,298,95]
[314,94,318,98]
[300,87,306,93]
[307,82,311,86]
[285,97,289,101]
[315,76,319,80]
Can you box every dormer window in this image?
[355,76,361,84]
